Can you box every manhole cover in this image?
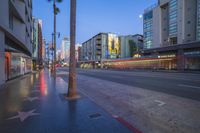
[89,113,102,119]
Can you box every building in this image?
[119,34,143,58]
[56,49,61,62]
[42,39,46,63]
[143,0,200,70]
[0,0,33,85]
[80,33,120,68]
[45,41,54,66]
[75,44,82,62]
[61,37,70,62]
[81,33,120,61]
[32,18,43,70]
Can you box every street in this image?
[62,68,200,101]
[55,68,200,133]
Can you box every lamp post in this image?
[48,0,62,75]
[67,0,77,98]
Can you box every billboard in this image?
[108,34,120,59]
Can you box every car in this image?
[55,64,62,67]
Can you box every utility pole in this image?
[68,0,77,98]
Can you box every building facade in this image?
[119,34,143,58]
[61,37,70,62]
[32,18,43,70]
[0,0,33,85]
[143,0,200,70]
[144,0,200,48]
[75,44,82,62]
[80,33,121,68]
[81,33,120,61]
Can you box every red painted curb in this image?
[115,117,142,133]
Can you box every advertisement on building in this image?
[108,34,120,59]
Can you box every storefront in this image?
[184,51,200,70]
[5,52,32,80]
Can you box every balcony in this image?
[96,46,101,50]
[96,51,102,55]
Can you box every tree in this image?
[48,0,62,76]
[129,40,137,57]
[67,0,77,98]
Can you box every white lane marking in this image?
[178,84,200,89]
[154,100,166,107]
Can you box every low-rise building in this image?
[81,33,120,61]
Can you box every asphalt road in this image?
[60,68,200,101]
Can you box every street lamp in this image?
[48,0,62,76]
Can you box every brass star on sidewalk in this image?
[24,97,39,102]
[31,90,40,93]
[7,109,40,122]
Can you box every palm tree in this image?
[48,0,62,76]
[68,0,77,98]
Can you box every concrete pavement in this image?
[0,69,134,133]
[59,68,200,133]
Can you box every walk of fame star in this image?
[24,97,39,102]
[31,90,40,93]
[7,109,40,122]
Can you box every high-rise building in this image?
[56,50,61,62]
[0,0,33,85]
[32,18,43,70]
[143,0,200,70]
[144,0,200,48]
[61,37,70,62]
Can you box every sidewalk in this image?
[0,69,134,133]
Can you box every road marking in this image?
[115,116,143,133]
[154,100,166,106]
[178,84,200,89]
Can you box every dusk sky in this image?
[33,0,157,49]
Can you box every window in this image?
[169,0,177,37]
[8,0,13,30]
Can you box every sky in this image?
[33,0,157,49]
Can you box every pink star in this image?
[7,109,40,122]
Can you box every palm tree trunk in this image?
[68,0,77,97]
[53,0,57,76]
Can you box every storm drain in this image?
[89,113,102,119]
